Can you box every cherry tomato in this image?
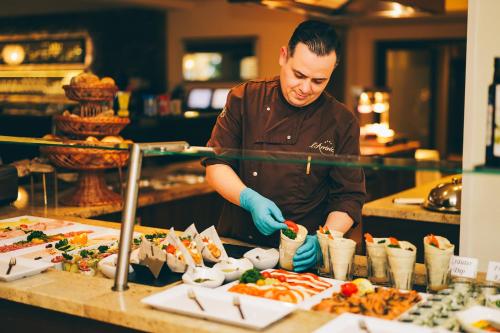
[182,239,190,247]
[261,271,271,279]
[340,282,358,297]
[20,224,28,229]
[165,244,176,255]
[284,220,299,234]
[277,275,287,283]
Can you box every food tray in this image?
[54,115,130,137]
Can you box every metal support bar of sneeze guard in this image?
[113,141,190,292]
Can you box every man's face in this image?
[279,42,337,108]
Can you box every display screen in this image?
[186,88,212,109]
[211,88,230,109]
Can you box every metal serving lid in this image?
[422,177,462,214]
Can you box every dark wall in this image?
[0,8,167,92]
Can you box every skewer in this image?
[233,295,245,319]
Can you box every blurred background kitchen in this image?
[0,0,468,253]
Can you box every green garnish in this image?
[239,268,263,284]
[133,237,142,245]
[388,244,401,248]
[27,231,48,242]
[496,300,500,308]
[62,252,73,260]
[80,250,90,258]
[282,228,297,240]
[194,278,213,283]
[377,239,386,244]
[98,245,109,253]
[55,238,68,250]
[430,243,439,248]
[179,235,192,241]
[145,232,167,240]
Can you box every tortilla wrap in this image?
[317,230,344,275]
[279,224,307,270]
[328,237,356,281]
[366,238,389,283]
[386,241,417,290]
[424,235,454,291]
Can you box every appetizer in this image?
[196,226,228,263]
[364,233,389,284]
[0,230,94,253]
[423,234,455,292]
[328,237,356,281]
[385,237,417,290]
[279,221,307,270]
[228,268,332,304]
[312,282,421,319]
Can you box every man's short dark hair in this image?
[288,20,340,58]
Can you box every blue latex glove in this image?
[293,235,319,272]
[239,187,286,236]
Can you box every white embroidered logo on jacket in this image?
[309,140,335,156]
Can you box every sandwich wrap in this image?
[386,241,417,290]
[424,235,454,291]
[328,237,356,281]
[366,237,389,283]
[279,224,307,270]
[317,229,344,275]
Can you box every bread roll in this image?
[99,77,116,87]
[101,136,123,143]
[85,136,99,143]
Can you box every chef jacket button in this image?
[266,107,270,111]
[252,171,258,177]
[248,235,254,240]
[287,135,291,140]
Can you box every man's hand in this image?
[293,235,319,272]
[239,187,287,236]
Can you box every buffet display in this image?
[39,72,131,206]
[0,215,498,332]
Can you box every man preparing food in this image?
[203,20,366,272]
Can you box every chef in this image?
[202,20,366,272]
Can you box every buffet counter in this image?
[0,215,334,333]
[362,175,460,225]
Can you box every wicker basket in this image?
[40,145,129,170]
[54,115,130,137]
[40,145,129,206]
[63,85,118,117]
[63,85,118,102]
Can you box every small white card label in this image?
[450,256,478,279]
[486,261,500,282]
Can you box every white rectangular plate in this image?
[0,256,54,282]
[141,284,295,330]
[313,313,438,333]
[217,272,344,309]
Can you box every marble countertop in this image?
[0,214,486,332]
[0,216,336,333]
[362,175,461,225]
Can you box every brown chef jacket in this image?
[202,77,366,247]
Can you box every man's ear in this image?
[279,46,288,66]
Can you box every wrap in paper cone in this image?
[366,237,389,284]
[195,226,228,263]
[424,235,454,292]
[159,228,190,273]
[386,241,416,290]
[279,224,307,270]
[328,237,356,281]
[317,229,344,276]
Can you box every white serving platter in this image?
[313,313,444,333]
[456,306,500,333]
[0,256,54,282]
[216,270,344,309]
[141,284,296,330]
